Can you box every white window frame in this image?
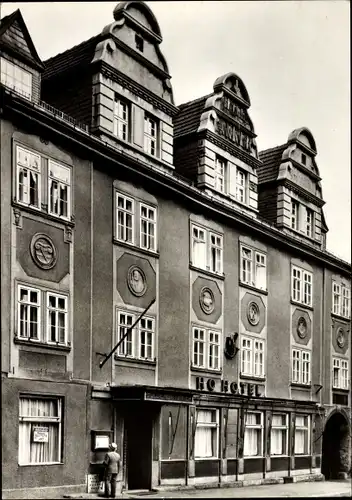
[291,266,312,307]
[1,57,32,99]
[113,97,129,141]
[16,145,41,209]
[48,160,71,220]
[140,203,157,251]
[333,358,349,390]
[271,413,289,456]
[46,293,68,345]
[191,224,223,275]
[18,396,62,465]
[17,285,41,341]
[292,348,311,385]
[192,326,221,370]
[144,115,158,157]
[241,336,265,378]
[333,282,351,318]
[291,199,299,230]
[214,156,226,193]
[294,414,310,455]
[194,408,219,459]
[244,411,264,457]
[240,245,267,290]
[116,310,155,361]
[342,287,351,318]
[115,192,135,245]
[305,207,314,238]
[235,168,247,203]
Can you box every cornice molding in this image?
[2,88,350,276]
[215,107,256,138]
[98,61,178,117]
[204,130,261,169]
[281,179,325,207]
[282,157,322,182]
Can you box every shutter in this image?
[132,105,144,148]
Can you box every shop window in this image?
[294,414,310,455]
[291,265,312,307]
[241,336,265,378]
[194,409,219,458]
[333,358,349,389]
[214,156,226,193]
[332,282,350,318]
[113,97,130,142]
[18,396,63,465]
[192,327,221,370]
[292,348,311,385]
[244,411,263,457]
[240,245,267,290]
[1,57,32,100]
[271,413,288,456]
[191,224,223,275]
[144,115,158,157]
[116,310,155,361]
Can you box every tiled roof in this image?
[258,144,286,184]
[42,35,102,81]
[173,95,211,139]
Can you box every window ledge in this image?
[332,388,350,393]
[113,238,159,258]
[189,264,225,281]
[240,373,266,382]
[290,383,311,389]
[14,337,71,352]
[191,365,222,375]
[290,300,313,311]
[12,201,75,227]
[114,354,156,366]
[239,281,268,295]
[18,462,63,467]
[331,313,351,322]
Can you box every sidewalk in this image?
[64,479,352,499]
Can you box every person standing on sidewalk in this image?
[103,442,121,498]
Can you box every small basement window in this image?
[135,34,144,52]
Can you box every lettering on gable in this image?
[216,118,255,153]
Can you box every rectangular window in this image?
[48,160,71,219]
[271,414,288,456]
[236,168,246,203]
[333,282,351,318]
[214,156,226,193]
[244,412,263,457]
[333,283,341,315]
[241,337,265,378]
[144,115,157,156]
[193,327,221,370]
[191,224,223,275]
[1,57,32,99]
[16,146,41,208]
[291,200,299,230]
[19,396,62,465]
[113,98,129,141]
[342,287,351,318]
[240,246,267,290]
[292,349,311,385]
[140,204,156,251]
[47,293,68,344]
[306,208,314,238]
[18,286,40,341]
[291,266,312,307]
[194,409,219,458]
[294,415,310,455]
[116,193,134,244]
[333,358,349,389]
[116,310,155,361]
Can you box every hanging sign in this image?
[32,426,49,443]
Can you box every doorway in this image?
[125,404,154,490]
[322,412,350,480]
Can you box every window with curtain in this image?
[194,409,219,458]
[19,397,62,465]
[294,414,310,455]
[240,245,267,290]
[271,414,288,455]
[244,412,263,457]
[191,224,223,275]
[48,160,71,219]
[16,145,41,208]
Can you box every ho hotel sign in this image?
[196,376,262,397]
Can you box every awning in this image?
[110,384,194,404]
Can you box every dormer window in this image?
[113,97,130,142]
[301,153,307,166]
[135,34,144,53]
[291,200,299,230]
[214,156,226,193]
[144,115,158,157]
[0,57,32,100]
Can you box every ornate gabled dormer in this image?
[174,72,261,216]
[258,127,328,248]
[0,9,44,102]
[42,1,178,173]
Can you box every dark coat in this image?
[104,450,121,474]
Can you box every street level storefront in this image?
[88,383,324,491]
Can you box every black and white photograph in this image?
[0,1,350,499]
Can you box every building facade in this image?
[1,3,351,499]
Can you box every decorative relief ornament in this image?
[199,287,215,314]
[297,316,308,339]
[247,301,260,326]
[336,327,346,348]
[127,266,147,297]
[30,234,57,270]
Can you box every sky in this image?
[1,1,350,263]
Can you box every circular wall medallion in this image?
[199,287,215,314]
[30,233,57,270]
[247,301,260,326]
[127,266,147,297]
[336,327,346,348]
[297,316,308,339]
